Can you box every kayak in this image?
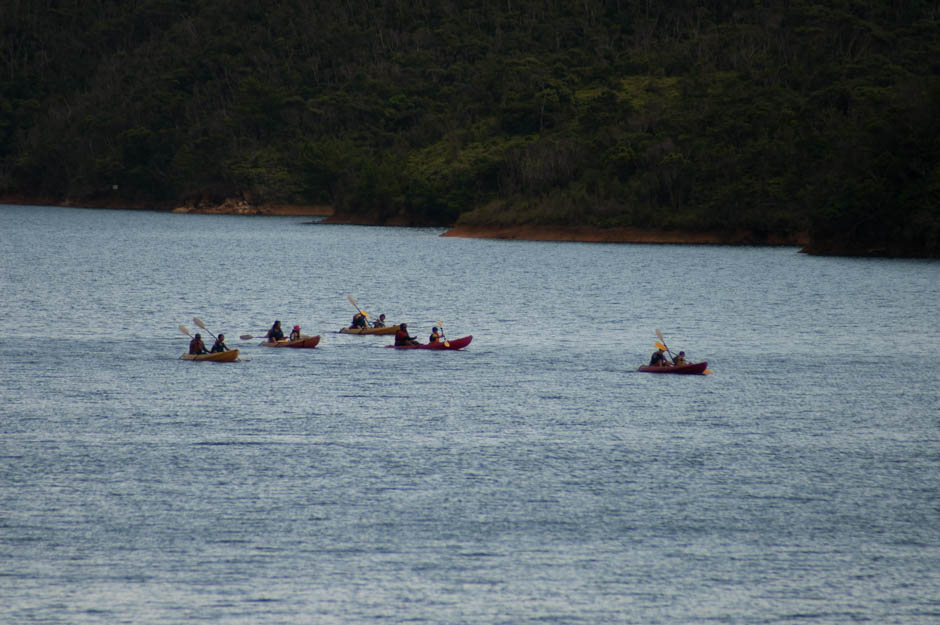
[386,335,473,350]
[637,361,708,375]
[180,349,239,362]
[339,325,400,335]
[259,335,321,348]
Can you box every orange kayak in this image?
[180,349,239,362]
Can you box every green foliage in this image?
[1,0,938,255]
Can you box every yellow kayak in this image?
[180,349,239,362]
[338,325,400,335]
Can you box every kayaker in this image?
[429,326,443,343]
[372,314,387,328]
[649,348,669,367]
[395,323,419,346]
[210,334,229,353]
[267,320,285,342]
[189,333,208,354]
[673,351,687,366]
[289,325,301,341]
[350,313,367,329]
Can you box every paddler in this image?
[649,347,670,367]
[371,314,387,328]
[189,333,208,354]
[429,326,443,343]
[210,334,229,353]
[289,325,301,341]
[394,323,420,346]
[673,351,687,366]
[350,313,367,329]
[267,320,285,342]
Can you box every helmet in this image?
[293,325,300,331]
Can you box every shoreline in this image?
[0,195,333,217]
[9,197,923,255]
[440,224,810,247]
[1,196,807,247]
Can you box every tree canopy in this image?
[2,0,938,256]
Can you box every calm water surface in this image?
[1,204,938,624]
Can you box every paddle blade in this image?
[239,335,254,340]
[704,369,713,374]
[179,325,191,336]
[656,341,667,351]
[655,328,665,343]
[347,294,369,317]
[192,317,216,338]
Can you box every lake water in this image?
[1,203,938,624]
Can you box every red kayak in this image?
[259,335,321,348]
[386,335,473,350]
[637,361,708,375]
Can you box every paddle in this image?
[655,328,677,364]
[347,295,370,320]
[192,317,217,340]
[242,324,292,342]
[240,333,285,343]
[436,320,450,348]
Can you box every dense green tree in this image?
[1,0,937,256]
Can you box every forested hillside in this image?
[2,1,938,256]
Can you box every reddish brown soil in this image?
[441,224,809,246]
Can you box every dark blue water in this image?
[1,204,938,624]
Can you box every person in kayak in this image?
[649,348,670,367]
[267,320,285,342]
[429,326,443,343]
[289,325,301,341]
[350,313,367,329]
[395,323,420,346]
[372,314,387,328]
[210,334,229,353]
[673,351,687,366]
[189,333,208,354]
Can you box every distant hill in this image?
[1,1,937,256]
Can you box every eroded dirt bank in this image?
[441,224,809,246]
